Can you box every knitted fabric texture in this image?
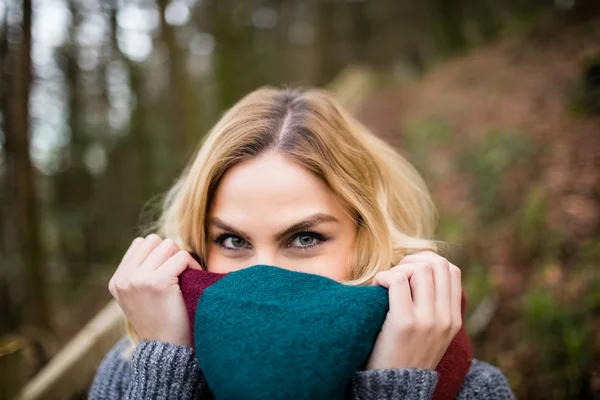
[179,265,473,400]
[89,339,516,400]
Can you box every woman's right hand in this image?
[365,251,462,371]
[108,234,202,347]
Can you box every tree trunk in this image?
[108,0,155,201]
[4,0,51,330]
[156,0,202,161]
[315,0,336,86]
[210,0,242,110]
[0,0,21,336]
[55,0,94,281]
[428,0,467,55]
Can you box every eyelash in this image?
[213,231,329,252]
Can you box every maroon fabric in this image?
[179,268,226,343]
[433,291,474,400]
[178,268,473,400]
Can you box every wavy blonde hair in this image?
[126,86,439,346]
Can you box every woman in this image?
[90,87,514,399]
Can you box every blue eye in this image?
[293,235,316,247]
[224,236,246,248]
[289,232,328,250]
[215,234,248,251]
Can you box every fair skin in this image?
[109,152,462,371]
[205,152,357,280]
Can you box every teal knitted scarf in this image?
[179,264,473,400]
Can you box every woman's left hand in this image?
[365,251,463,371]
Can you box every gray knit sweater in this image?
[89,338,515,399]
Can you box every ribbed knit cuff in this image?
[89,338,132,399]
[351,368,439,400]
[126,340,203,400]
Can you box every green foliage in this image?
[394,15,600,398]
[436,213,466,245]
[513,185,562,258]
[404,117,452,175]
[519,261,600,397]
[580,236,600,274]
[463,263,495,316]
[459,129,534,223]
[516,185,547,240]
[502,15,536,38]
[569,55,600,116]
[405,117,453,147]
[523,289,569,334]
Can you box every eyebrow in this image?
[208,213,339,242]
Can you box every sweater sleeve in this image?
[349,359,515,400]
[349,367,438,400]
[89,337,213,400]
[456,359,516,400]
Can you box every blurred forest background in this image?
[1,0,600,398]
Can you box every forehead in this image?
[209,152,346,223]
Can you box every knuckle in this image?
[428,259,449,274]
[451,321,461,335]
[399,253,418,263]
[435,253,448,262]
[418,317,435,332]
[437,257,450,270]
[372,271,387,287]
[149,278,168,293]
[114,278,128,292]
[398,255,412,264]
[401,317,416,332]
[164,240,179,254]
[177,250,191,261]
[438,317,453,332]
[130,277,145,290]
[393,272,408,284]
[450,265,462,277]
[145,233,161,242]
[453,316,463,332]
[108,279,116,295]
[420,263,432,274]
[389,316,416,334]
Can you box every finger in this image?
[128,234,163,269]
[121,237,144,267]
[398,250,438,265]
[111,237,143,282]
[116,235,163,284]
[389,262,421,280]
[388,272,415,322]
[371,271,399,288]
[139,239,179,272]
[449,265,462,327]
[110,237,145,296]
[399,252,452,313]
[392,262,429,295]
[432,259,451,315]
[411,265,435,315]
[157,251,202,278]
[108,277,119,302]
[375,263,422,291]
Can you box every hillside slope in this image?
[359,18,600,399]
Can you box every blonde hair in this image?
[125,86,438,346]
